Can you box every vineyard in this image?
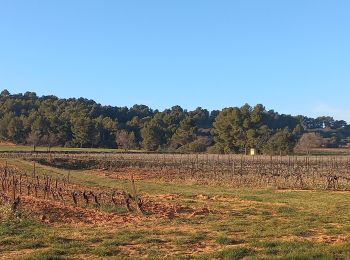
[0,152,349,259]
[2,152,349,190]
[0,162,146,218]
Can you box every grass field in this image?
[0,157,349,259]
[0,143,143,153]
[1,142,349,156]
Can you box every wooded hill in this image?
[0,89,349,154]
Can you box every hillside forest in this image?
[0,89,349,154]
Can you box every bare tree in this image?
[116,130,136,151]
[26,130,41,152]
[41,133,59,152]
[294,132,324,154]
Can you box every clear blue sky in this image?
[1,1,350,121]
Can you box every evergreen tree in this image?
[141,118,167,151]
[170,117,197,149]
[263,128,294,155]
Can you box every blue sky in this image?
[0,1,350,121]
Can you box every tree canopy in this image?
[0,90,349,154]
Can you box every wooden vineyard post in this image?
[34,184,38,198]
[19,174,22,195]
[5,161,8,177]
[33,162,36,178]
[131,173,137,198]
[231,160,235,182]
[130,173,144,214]
[12,175,16,202]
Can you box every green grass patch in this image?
[0,144,144,153]
[216,235,244,245]
[21,248,68,260]
[256,240,350,259]
[175,231,208,246]
[213,247,254,260]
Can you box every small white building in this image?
[250,148,256,156]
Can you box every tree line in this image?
[0,89,349,154]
